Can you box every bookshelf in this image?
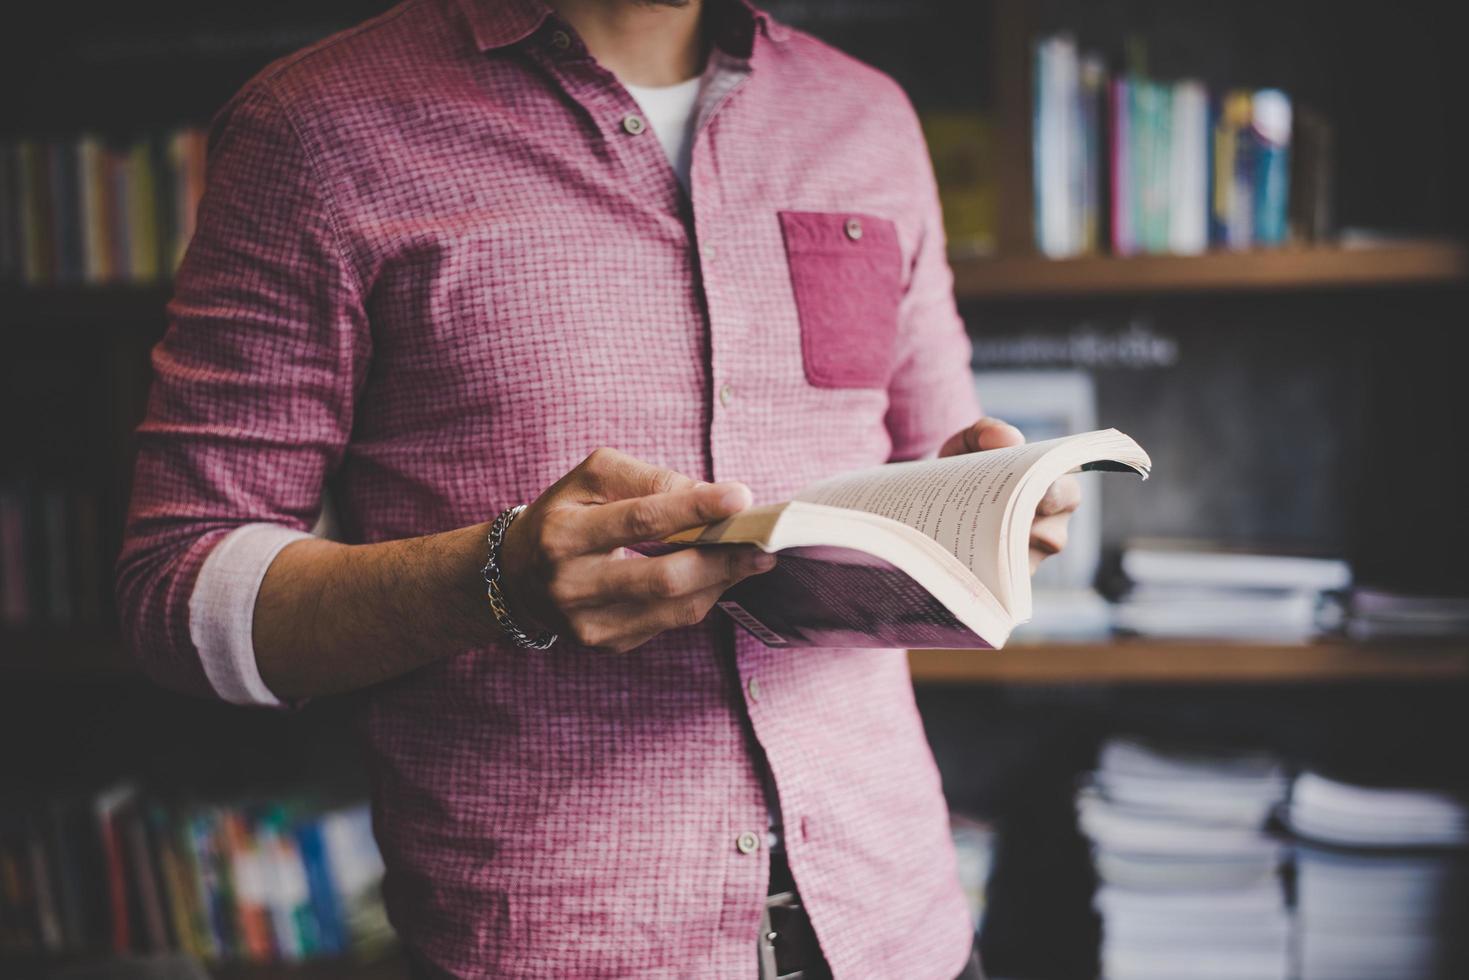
[951,240,1469,300]
[4,2,1469,978]
[908,641,1469,685]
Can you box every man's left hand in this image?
[939,417,1082,575]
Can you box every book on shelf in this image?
[0,789,391,964]
[0,128,206,288]
[1344,588,1469,642]
[1031,32,1309,258]
[1032,35,1105,258]
[658,429,1150,649]
[921,112,998,258]
[1079,737,1292,980]
[1115,542,1350,643]
[0,482,107,631]
[1287,772,1469,979]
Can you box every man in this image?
[116,0,1080,977]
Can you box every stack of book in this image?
[0,484,106,630]
[1032,35,1330,258]
[0,129,206,287]
[0,786,392,965]
[1287,772,1469,979]
[1344,588,1469,642]
[1078,738,1291,980]
[1114,545,1351,643]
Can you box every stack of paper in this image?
[1289,772,1469,979]
[1115,546,1350,643]
[1079,738,1291,980]
[1345,588,1469,642]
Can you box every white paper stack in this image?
[1289,773,1469,979]
[1116,547,1350,643]
[1079,738,1291,980]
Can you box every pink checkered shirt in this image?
[116,0,980,975]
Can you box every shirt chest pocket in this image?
[778,210,903,389]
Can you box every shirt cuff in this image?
[188,523,313,707]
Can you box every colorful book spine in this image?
[1250,89,1293,246]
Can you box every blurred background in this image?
[2,1,1467,977]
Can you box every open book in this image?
[665,429,1151,649]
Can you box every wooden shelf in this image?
[7,633,1469,686]
[909,641,1469,685]
[951,240,1469,300]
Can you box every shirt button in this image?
[736,831,760,854]
[622,114,647,136]
[844,217,863,241]
[549,30,571,50]
[747,676,761,702]
[718,383,734,407]
[704,243,717,262]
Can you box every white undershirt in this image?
[622,74,703,190]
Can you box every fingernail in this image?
[713,482,753,510]
[748,551,777,572]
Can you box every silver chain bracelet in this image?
[482,504,558,650]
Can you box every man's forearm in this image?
[253,522,494,699]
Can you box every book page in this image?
[793,442,1053,605]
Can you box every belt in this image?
[759,851,831,980]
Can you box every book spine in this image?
[1079,56,1105,254]
[110,148,134,282]
[1251,89,1292,246]
[77,136,109,284]
[17,140,50,284]
[27,816,65,952]
[95,795,133,953]
[120,803,170,953]
[1109,77,1132,255]
[51,140,85,284]
[0,487,31,628]
[1167,81,1209,255]
[41,490,72,626]
[295,820,346,955]
[128,139,160,283]
[223,809,275,961]
[0,143,16,281]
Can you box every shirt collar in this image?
[451,0,789,55]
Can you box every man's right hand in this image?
[496,448,776,653]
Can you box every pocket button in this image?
[844,217,863,241]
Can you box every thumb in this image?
[940,417,1026,457]
[574,447,698,502]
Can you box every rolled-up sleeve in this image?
[115,82,370,699]
[884,106,980,462]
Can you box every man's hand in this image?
[498,448,776,653]
[940,417,1082,575]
